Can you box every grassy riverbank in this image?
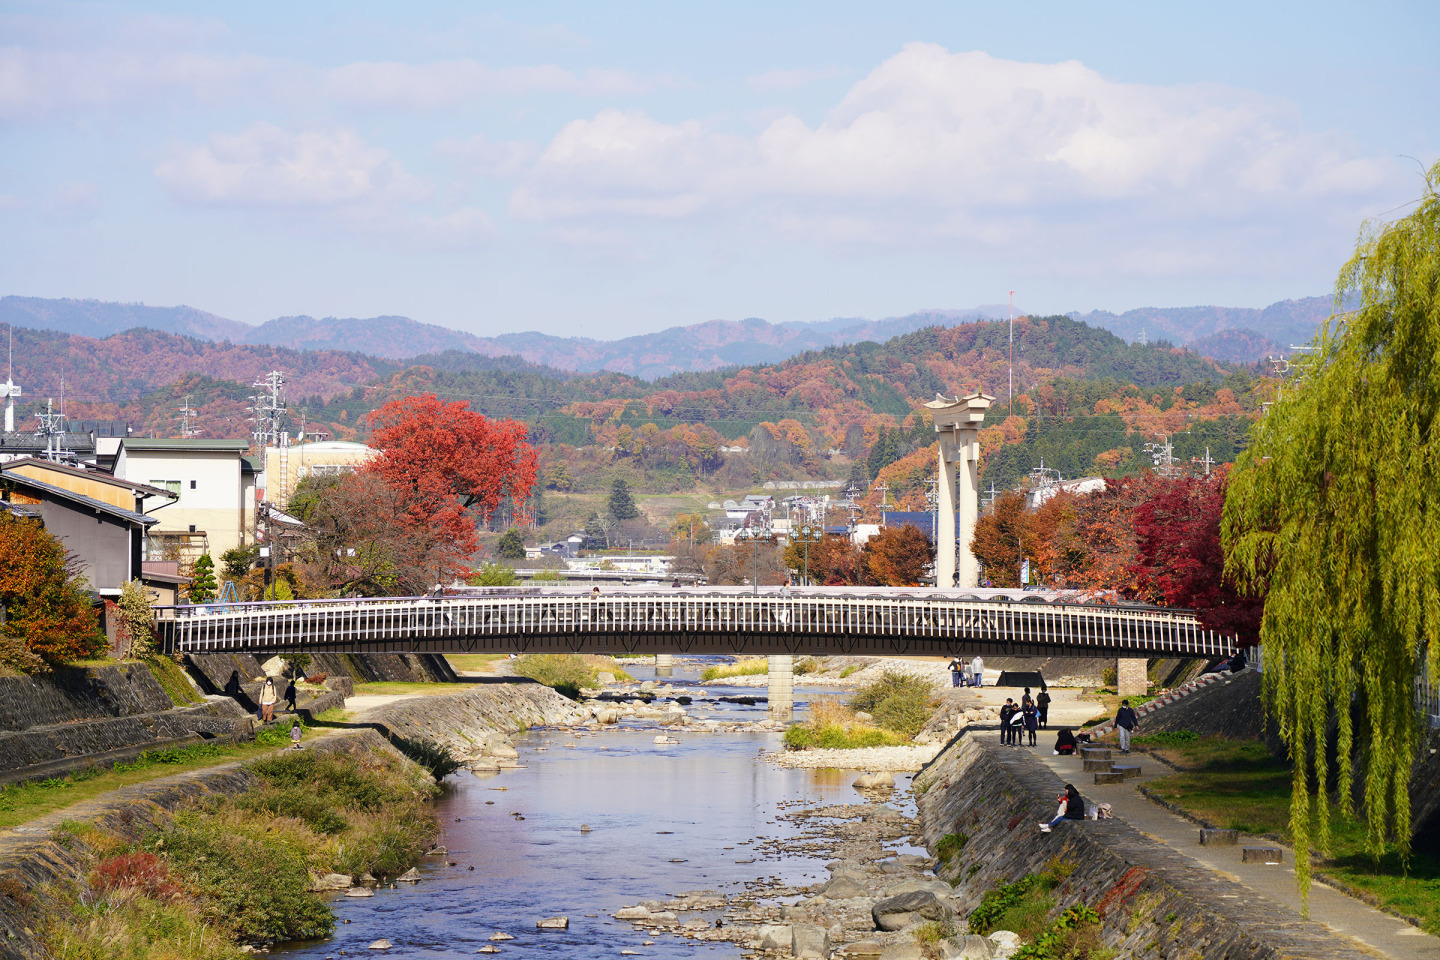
[511,653,635,698]
[784,671,936,749]
[35,743,440,956]
[0,722,317,829]
[1141,734,1440,933]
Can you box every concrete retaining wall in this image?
[356,680,581,758]
[0,664,175,732]
[916,734,1377,959]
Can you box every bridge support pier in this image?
[654,653,674,677]
[926,392,994,588]
[1117,658,1148,697]
[768,655,794,722]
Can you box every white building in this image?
[115,438,257,565]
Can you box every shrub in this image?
[1135,730,1200,746]
[393,735,463,781]
[935,832,968,863]
[850,671,937,739]
[513,654,633,698]
[968,872,1058,936]
[700,658,768,682]
[91,852,181,901]
[795,657,820,675]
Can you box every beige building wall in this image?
[116,440,255,558]
[263,440,378,508]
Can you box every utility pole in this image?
[35,398,67,462]
[249,371,287,452]
[1138,329,1148,348]
[1145,434,1179,478]
[1193,446,1214,477]
[175,395,197,439]
[2,323,19,434]
[874,480,889,526]
[982,482,998,513]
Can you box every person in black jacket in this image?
[1054,727,1078,755]
[1114,700,1138,753]
[1036,686,1051,728]
[999,699,1017,745]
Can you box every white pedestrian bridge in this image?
[154,586,1235,660]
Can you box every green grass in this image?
[144,658,204,707]
[445,653,510,674]
[0,736,315,829]
[783,724,902,750]
[849,671,938,739]
[700,658,768,682]
[511,654,635,699]
[1145,736,1440,933]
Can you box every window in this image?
[189,480,197,490]
[151,480,181,497]
[188,524,196,533]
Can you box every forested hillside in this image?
[2,312,1269,517]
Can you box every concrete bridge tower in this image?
[925,392,994,588]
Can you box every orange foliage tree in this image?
[0,511,103,670]
[862,524,932,586]
[364,394,538,555]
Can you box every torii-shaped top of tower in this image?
[926,391,995,432]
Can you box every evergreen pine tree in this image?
[608,479,639,521]
[188,553,218,604]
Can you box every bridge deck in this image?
[154,590,1234,659]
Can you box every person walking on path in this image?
[1022,700,1039,746]
[289,720,303,749]
[284,678,297,713]
[948,657,963,688]
[999,698,1017,745]
[259,678,278,723]
[1036,687,1051,728]
[970,655,984,688]
[1114,699,1138,752]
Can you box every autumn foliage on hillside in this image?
[0,511,103,670]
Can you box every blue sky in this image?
[1,1,1435,338]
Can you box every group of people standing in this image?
[997,686,1051,746]
[948,656,986,688]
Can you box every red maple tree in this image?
[364,394,538,556]
[0,510,103,670]
[1131,467,1263,642]
[862,524,932,587]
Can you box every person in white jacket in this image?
[970,656,984,688]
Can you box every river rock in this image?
[839,940,883,958]
[615,906,651,920]
[488,932,515,940]
[853,772,895,790]
[881,878,952,898]
[821,874,871,899]
[425,846,448,856]
[344,887,374,898]
[854,710,873,722]
[640,680,657,693]
[488,742,520,759]
[368,940,392,950]
[580,823,593,832]
[792,923,830,959]
[595,708,621,724]
[310,873,352,891]
[956,935,994,958]
[477,947,500,954]
[659,707,686,726]
[756,924,792,949]
[597,672,616,684]
[879,944,922,960]
[987,932,1021,959]
[359,872,378,884]
[872,891,950,931]
[395,867,421,882]
[536,916,569,930]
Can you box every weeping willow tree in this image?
[1223,160,1440,897]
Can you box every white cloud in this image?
[323,60,651,110]
[156,123,426,208]
[746,67,846,92]
[434,134,540,176]
[511,43,1397,254]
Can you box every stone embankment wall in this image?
[916,735,1376,960]
[357,680,582,767]
[187,651,457,701]
[0,665,251,785]
[0,729,401,960]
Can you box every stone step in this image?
[1082,759,1114,773]
[1080,747,1113,760]
[1093,771,1126,785]
[1111,764,1142,780]
[1241,846,1283,864]
[1200,828,1240,846]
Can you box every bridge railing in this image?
[154,591,1234,658]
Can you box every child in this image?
[289,721,303,749]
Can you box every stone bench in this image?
[1093,771,1126,785]
[1111,764,1141,780]
[1082,759,1114,773]
[1241,846,1283,864]
[1200,829,1239,846]
[1080,747,1113,761]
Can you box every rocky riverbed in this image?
[606,773,1016,960]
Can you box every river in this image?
[274,661,904,958]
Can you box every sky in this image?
[0,1,1436,338]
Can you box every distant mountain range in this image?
[0,293,1341,374]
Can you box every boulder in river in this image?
[367,940,392,950]
[957,934,995,958]
[839,940,883,958]
[597,671,616,684]
[395,868,421,882]
[309,873,352,891]
[536,916,569,930]
[344,887,374,898]
[871,890,951,931]
[791,923,830,959]
[880,877,952,898]
[614,906,650,920]
[488,932,516,941]
[755,924,792,949]
[853,771,896,790]
[821,874,871,899]
[988,931,1021,958]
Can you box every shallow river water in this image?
[274,662,899,959]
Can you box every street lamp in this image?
[796,524,823,586]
